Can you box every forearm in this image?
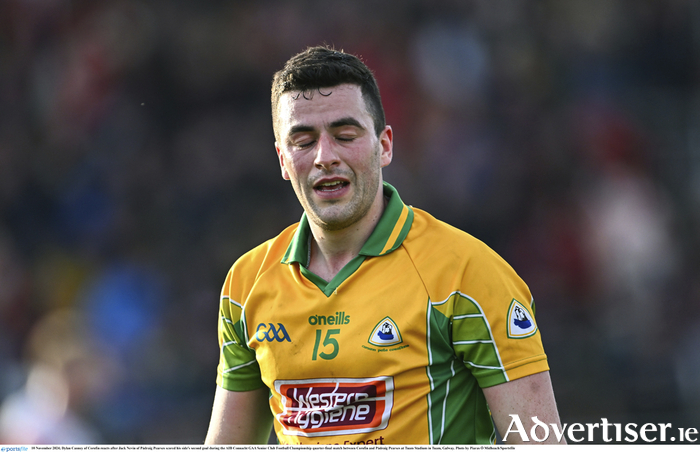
[483,371,566,444]
[205,385,273,444]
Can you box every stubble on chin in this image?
[304,196,363,232]
[302,180,377,232]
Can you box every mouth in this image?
[313,179,350,193]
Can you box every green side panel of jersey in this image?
[452,293,483,315]
[220,315,265,392]
[426,305,495,444]
[452,316,492,341]
[451,294,508,388]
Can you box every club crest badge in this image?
[368,317,402,347]
[507,299,537,339]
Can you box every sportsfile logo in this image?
[505,415,699,443]
[274,377,394,437]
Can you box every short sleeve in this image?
[216,270,266,392]
[451,245,549,388]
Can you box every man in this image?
[205,46,564,445]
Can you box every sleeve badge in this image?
[507,298,538,339]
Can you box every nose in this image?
[314,134,341,170]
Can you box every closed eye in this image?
[297,140,316,149]
[288,132,317,149]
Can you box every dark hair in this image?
[271,46,386,138]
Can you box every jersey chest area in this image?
[243,255,441,442]
[242,254,433,383]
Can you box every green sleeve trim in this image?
[451,293,508,385]
[219,311,263,390]
[218,371,266,392]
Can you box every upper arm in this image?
[482,371,565,444]
[205,385,274,444]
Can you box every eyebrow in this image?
[287,117,366,137]
[288,125,316,135]
[328,117,365,130]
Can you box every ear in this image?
[378,126,393,168]
[275,143,290,180]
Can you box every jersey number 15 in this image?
[312,328,340,360]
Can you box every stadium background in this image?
[0,0,699,444]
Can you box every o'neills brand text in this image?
[308,312,350,326]
[274,377,394,437]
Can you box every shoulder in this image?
[403,207,530,304]
[235,223,298,271]
[221,223,299,299]
[404,207,496,262]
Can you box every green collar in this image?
[281,182,414,296]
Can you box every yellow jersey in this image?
[216,183,549,444]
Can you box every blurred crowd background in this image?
[1,0,699,444]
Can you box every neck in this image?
[307,187,387,282]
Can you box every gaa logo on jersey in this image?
[255,323,291,342]
[507,299,537,339]
[274,377,394,437]
[368,317,402,347]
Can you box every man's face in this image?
[275,84,393,231]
